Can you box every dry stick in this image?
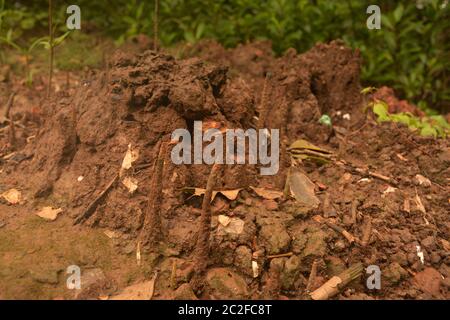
[267,252,293,259]
[141,141,167,247]
[74,174,119,225]
[322,192,332,218]
[8,113,16,150]
[336,160,397,186]
[360,216,372,247]
[291,149,334,160]
[153,0,159,51]
[2,92,16,121]
[3,92,16,149]
[313,215,358,244]
[306,259,319,293]
[310,263,363,300]
[0,121,25,133]
[191,164,222,293]
[354,167,395,185]
[47,0,54,98]
[350,199,358,224]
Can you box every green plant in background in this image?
[157,0,450,114]
[0,1,449,114]
[372,101,450,138]
[358,0,450,114]
[0,29,48,86]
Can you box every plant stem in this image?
[153,0,159,51]
[47,0,53,98]
[6,92,16,150]
[25,54,31,86]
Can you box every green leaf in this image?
[361,87,377,95]
[373,102,389,121]
[318,114,332,126]
[393,4,404,22]
[52,31,71,47]
[390,113,412,126]
[420,124,437,137]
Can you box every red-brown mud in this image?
[0,40,448,300]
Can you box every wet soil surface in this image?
[0,40,449,300]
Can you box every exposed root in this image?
[191,164,222,294]
[140,141,167,248]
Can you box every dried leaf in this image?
[120,144,139,174]
[415,174,431,187]
[250,186,283,200]
[217,189,242,201]
[218,215,231,227]
[288,139,330,153]
[414,192,426,214]
[382,186,397,197]
[1,188,21,204]
[122,177,138,194]
[104,230,119,239]
[288,171,320,208]
[36,207,62,221]
[288,139,333,162]
[183,187,242,202]
[218,217,244,235]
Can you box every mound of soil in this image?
[1,40,449,300]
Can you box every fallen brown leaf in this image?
[36,207,63,221]
[1,188,21,204]
[184,187,242,202]
[249,186,283,200]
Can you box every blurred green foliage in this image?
[1,0,449,113]
[372,101,450,138]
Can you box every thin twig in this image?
[350,199,358,224]
[153,0,159,51]
[74,174,118,225]
[47,0,54,98]
[9,113,16,150]
[313,215,358,244]
[1,92,16,123]
[267,252,293,259]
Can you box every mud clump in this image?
[12,40,364,232]
[1,40,449,300]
